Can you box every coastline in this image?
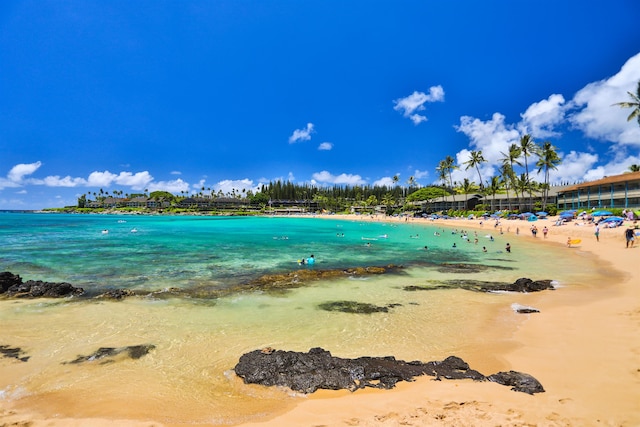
[238,214,640,427]
[1,213,638,426]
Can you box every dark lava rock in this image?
[317,300,401,314]
[3,279,85,298]
[97,289,137,300]
[234,347,540,394]
[403,278,554,294]
[64,344,156,365]
[0,345,30,362]
[488,370,545,394]
[485,278,554,293]
[0,271,22,293]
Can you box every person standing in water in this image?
[505,243,511,253]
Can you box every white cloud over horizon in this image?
[311,170,366,186]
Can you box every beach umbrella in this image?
[592,210,613,216]
[536,211,548,217]
[600,216,624,223]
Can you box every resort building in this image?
[555,171,640,211]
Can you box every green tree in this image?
[463,150,486,191]
[405,186,449,202]
[629,164,640,172]
[437,155,458,207]
[501,143,522,210]
[519,134,539,211]
[536,141,562,211]
[485,176,503,211]
[381,193,395,215]
[612,80,640,126]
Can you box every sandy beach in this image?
[237,214,640,427]
[1,214,639,427]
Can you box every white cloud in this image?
[455,113,521,165]
[519,94,566,138]
[568,52,640,147]
[318,142,333,151]
[393,86,445,125]
[311,170,366,185]
[549,151,599,183]
[7,161,42,183]
[213,179,259,196]
[289,123,315,143]
[114,171,154,190]
[86,171,118,187]
[170,171,182,175]
[148,179,190,194]
[414,169,429,179]
[42,175,87,187]
[372,176,396,187]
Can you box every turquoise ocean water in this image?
[0,212,604,425]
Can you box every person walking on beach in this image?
[624,227,635,248]
[542,226,548,238]
[594,224,600,242]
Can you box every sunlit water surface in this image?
[0,213,606,425]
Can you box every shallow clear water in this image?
[0,213,605,425]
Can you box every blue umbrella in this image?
[536,211,548,217]
[600,216,624,223]
[592,210,613,216]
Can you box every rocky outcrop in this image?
[403,277,555,293]
[0,272,84,298]
[488,370,545,394]
[234,347,544,394]
[64,344,156,365]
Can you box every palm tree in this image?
[536,141,562,211]
[501,144,522,209]
[461,178,473,195]
[612,80,640,126]
[519,134,539,211]
[382,193,395,215]
[437,156,458,210]
[629,164,640,172]
[486,176,503,212]
[406,176,416,196]
[463,150,486,192]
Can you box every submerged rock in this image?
[234,347,543,394]
[240,265,402,293]
[0,345,30,362]
[317,300,402,314]
[403,277,554,293]
[434,263,515,274]
[64,344,156,365]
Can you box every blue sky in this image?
[1,1,640,209]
